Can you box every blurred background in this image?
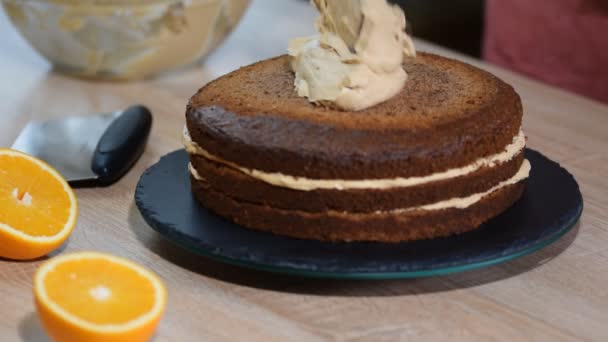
[393,0,485,58]
[398,0,608,104]
[300,0,608,104]
[1,0,606,104]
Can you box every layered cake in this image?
[183,0,530,242]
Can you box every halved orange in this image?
[34,252,167,342]
[0,148,77,260]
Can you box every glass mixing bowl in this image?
[2,0,251,80]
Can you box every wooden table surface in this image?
[1,0,608,341]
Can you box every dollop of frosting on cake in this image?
[288,0,416,111]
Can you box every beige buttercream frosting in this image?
[391,160,530,213]
[288,0,416,111]
[189,163,205,181]
[187,160,530,213]
[183,127,527,191]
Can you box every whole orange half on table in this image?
[0,148,77,260]
[34,252,167,342]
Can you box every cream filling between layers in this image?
[188,160,530,214]
[183,127,527,191]
[391,159,529,213]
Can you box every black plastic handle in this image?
[91,105,153,186]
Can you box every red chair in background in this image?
[484,0,608,103]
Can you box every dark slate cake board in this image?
[135,149,582,279]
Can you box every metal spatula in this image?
[312,0,364,52]
[11,105,153,187]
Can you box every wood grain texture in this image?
[1,0,607,341]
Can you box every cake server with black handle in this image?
[12,105,153,187]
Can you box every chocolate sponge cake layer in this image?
[186,53,522,179]
[189,152,525,213]
[191,178,525,243]
[185,52,528,242]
